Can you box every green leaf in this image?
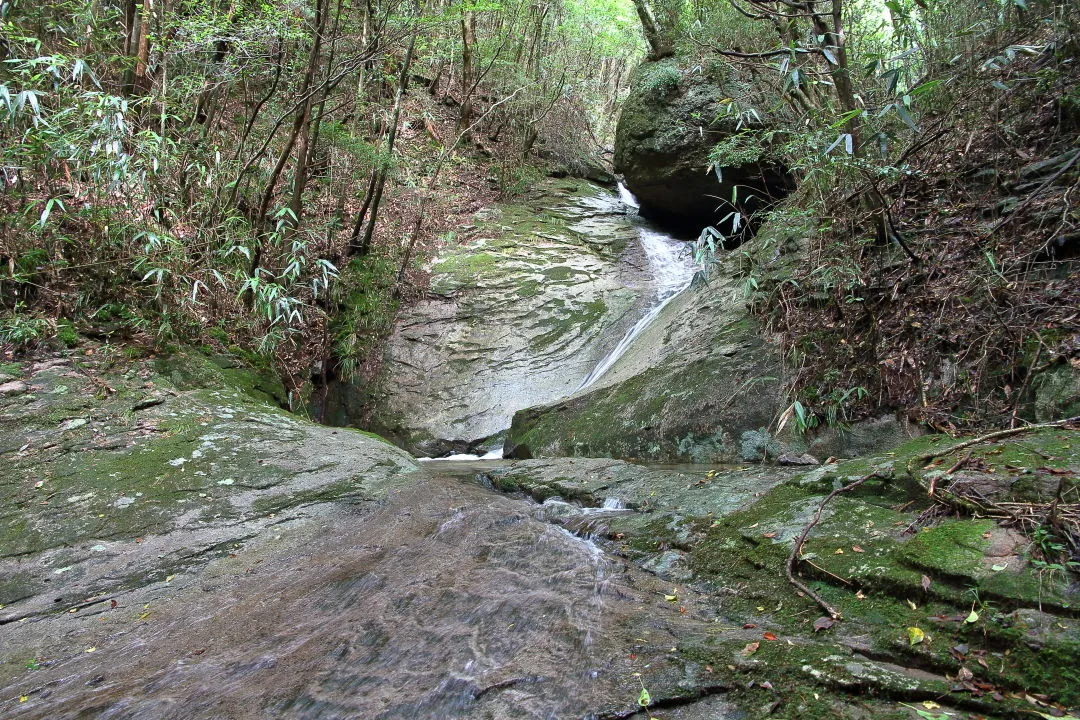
[38,197,65,228]
[909,79,943,98]
[907,626,925,645]
[964,610,978,624]
[892,103,921,132]
[637,687,651,706]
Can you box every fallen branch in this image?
[930,451,971,497]
[984,149,1080,240]
[786,470,890,620]
[906,416,1080,479]
[901,417,1080,526]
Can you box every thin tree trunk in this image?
[348,171,379,256]
[133,0,153,94]
[352,34,416,257]
[629,0,673,60]
[251,0,328,276]
[457,9,476,137]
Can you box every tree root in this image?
[787,470,890,620]
[905,416,1080,515]
[906,416,1079,478]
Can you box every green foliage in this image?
[708,131,764,168]
[638,62,680,100]
[0,312,52,349]
[55,319,79,348]
[496,164,544,198]
[330,253,399,382]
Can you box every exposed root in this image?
[906,416,1080,477]
[902,418,1080,546]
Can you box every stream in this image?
[3,182,1077,720]
[4,468,742,720]
[0,183,741,720]
[576,186,696,392]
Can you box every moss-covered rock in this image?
[0,346,417,618]
[614,58,794,231]
[1030,362,1080,422]
[503,236,922,463]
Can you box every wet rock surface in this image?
[503,225,923,464]
[345,178,670,456]
[504,245,788,463]
[2,351,1079,719]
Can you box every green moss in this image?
[344,427,400,447]
[54,319,79,348]
[207,326,229,343]
[431,251,499,290]
[899,520,993,580]
[251,478,370,515]
[0,361,23,377]
[516,280,542,298]
[153,349,285,407]
[541,266,583,282]
[527,298,609,353]
[987,613,1080,705]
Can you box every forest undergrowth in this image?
[666,0,1080,432]
[0,0,642,407]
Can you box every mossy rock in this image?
[614,58,794,230]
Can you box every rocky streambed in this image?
[2,349,1078,719]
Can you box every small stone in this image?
[0,380,29,397]
[777,453,820,466]
[131,395,166,411]
[59,418,89,431]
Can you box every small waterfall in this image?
[576,185,695,392]
[427,184,694,460]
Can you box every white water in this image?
[575,185,695,391]
[419,447,504,462]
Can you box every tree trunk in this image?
[457,9,476,137]
[629,0,673,60]
[251,0,327,275]
[133,0,153,94]
[351,34,416,258]
[809,0,859,143]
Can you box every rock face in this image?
[349,178,673,456]
[503,218,923,464]
[3,349,1077,719]
[504,260,787,462]
[613,59,794,233]
[0,350,419,616]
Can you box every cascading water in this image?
[430,184,694,461]
[575,185,696,391]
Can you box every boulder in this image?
[503,222,922,464]
[503,273,788,463]
[338,178,667,456]
[613,59,795,234]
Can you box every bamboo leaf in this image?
[893,103,921,132]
